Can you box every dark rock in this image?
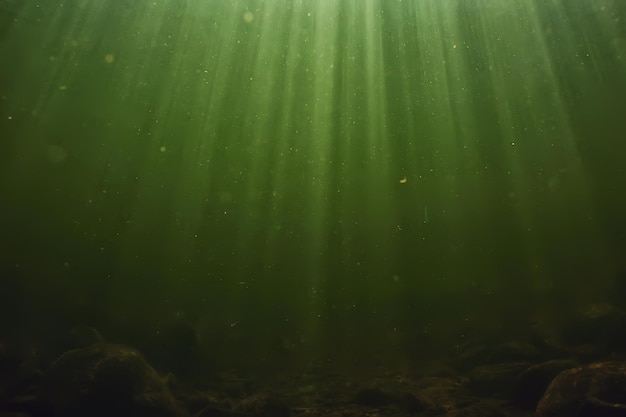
[451,341,491,372]
[2,394,38,415]
[42,326,104,364]
[37,343,182,417]
[537,361,626,417]
[396,391,426,414]
[353,387,394,407]
[351,386,426,413]
[234,394,290,417]
[66,326,103,350]
[0,342,41,401]
[0,411,33,417]
[193,405,244,417]
[568,344,610,364]
[578,398,626,417]
[454,400,508,417]
[489,341,544,363]
[529,326,569,359]
[452,340,545,373]
[467,362,532,398]
[561,304,626,352]
[512,359,577,410]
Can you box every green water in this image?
[1,0,625,373]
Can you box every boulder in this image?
[537,361,626,417]
[37,343,182,417]
[467,362,532,398]
[512,359,577,410]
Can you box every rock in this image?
[0,412,32,417]
[1,395,38,415]
[451,340,545,373]
[234,394,290,417]
[0,342,41,402]
[193,405,243,417]
[37,343,182,417]
[467,362,532,398]
[489,341,544,363]
[66,326,103,350]
[561,304,626,352]
[512,359,577,410]
[568,344,610,364]
[353,387,394,407]
[453,400,509,417]
[352,386,427,413]
[537,361,626,417]
[451,340,491,372]
[396,391,426,414]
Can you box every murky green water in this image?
[1,0,625,374]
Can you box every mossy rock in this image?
[38,343,182,417]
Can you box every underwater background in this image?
[1,0,625,379]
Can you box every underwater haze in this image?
[1,0,625,376]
